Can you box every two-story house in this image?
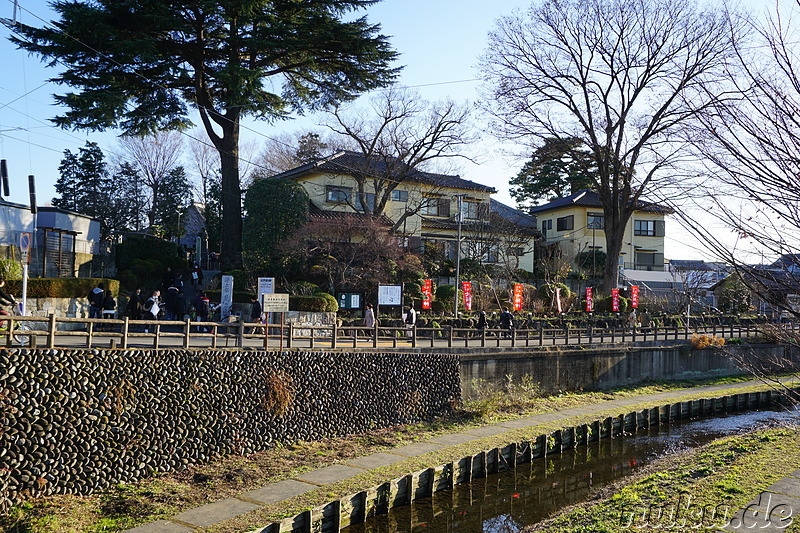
[267,151,537,273]
[529,189,673,273]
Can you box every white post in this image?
[21,263,28,316]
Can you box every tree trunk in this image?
[218,125,243,271]
[602,209,630,294]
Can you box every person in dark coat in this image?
[248,295,263,334]
[125,288,145,320]
[175,289,189,320]
[500,307,514,336]
[194,290,210,332]
[164,286,179,321]
[476,311,487,332]
[87,282,105,319]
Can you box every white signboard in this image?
[258,277,275,300]
[261,293,289,313]
[350,294,360,309]
[221,275,234,318]
[378,285,402,306]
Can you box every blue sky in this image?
[0,0,770,261]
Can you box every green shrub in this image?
[538,282,572,302]
[286,281,320,295]
[0,260,22,280]
[290,294,332,312]
[316,292,338,312]
[5,277,120,298]
[593,295,631,313]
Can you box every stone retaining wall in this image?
[0,348,461,513]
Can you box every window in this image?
[634,220,664,236]
[556,215,574,231]
[422,196,450,217]
[461,201,481,220]
[509,247,525,257]
[541,219,552,231]
[354,192,376,212]
[587,213,605,229]
[391,189,408,202]
[486,244,499,263]
[326,186,351,204]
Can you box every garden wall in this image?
[0,348,461,513]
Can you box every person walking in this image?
[143,290,161,333]
[404,304,416,338]
[476,310,487,332]
[364,304,375,328]
[125,288,145,321]
[248,295,263,334]
[87,282,105,319]
[500,307,514,337]
[194,290,210,332]
[191,263,204,289]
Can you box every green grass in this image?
[530,426,800,532]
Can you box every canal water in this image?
[345,406,799,533]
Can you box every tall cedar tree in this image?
[11,0,399,269]
[53,141,137,243]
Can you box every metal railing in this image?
[0,313,790,350]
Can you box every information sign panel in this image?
[261,293,289,313]
[378,285,402,306]
[337,292,362,310]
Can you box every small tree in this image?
[243,176,310,274]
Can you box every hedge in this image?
[289,293,338,312]
[5,278,119,299]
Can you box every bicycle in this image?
[0,300,30,346]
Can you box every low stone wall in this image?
[0,348,460,512]
[459,344,800,397]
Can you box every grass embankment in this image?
[527,425,800,532]
[0,374,794,533]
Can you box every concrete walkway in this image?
[725,470,800,532]
[123,379,796,533]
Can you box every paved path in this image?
[122,378,797,533]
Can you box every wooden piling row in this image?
[260,388,794,533]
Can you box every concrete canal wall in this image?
[460,343,800,396]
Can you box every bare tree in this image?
[481,0,744,292]
[117,131,184,229]
[325,88,475,232]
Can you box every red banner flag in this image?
[462,281,472,311]
[630,285,639,308]
[586,287,593,312]
[421,279,433,310]
[612,288,620,312]
[512,283,524,311]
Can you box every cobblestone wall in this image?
[0,348,460,512]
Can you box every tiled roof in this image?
[268,151,496,194]
[490,199,538,230]
[528,189,674,215]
